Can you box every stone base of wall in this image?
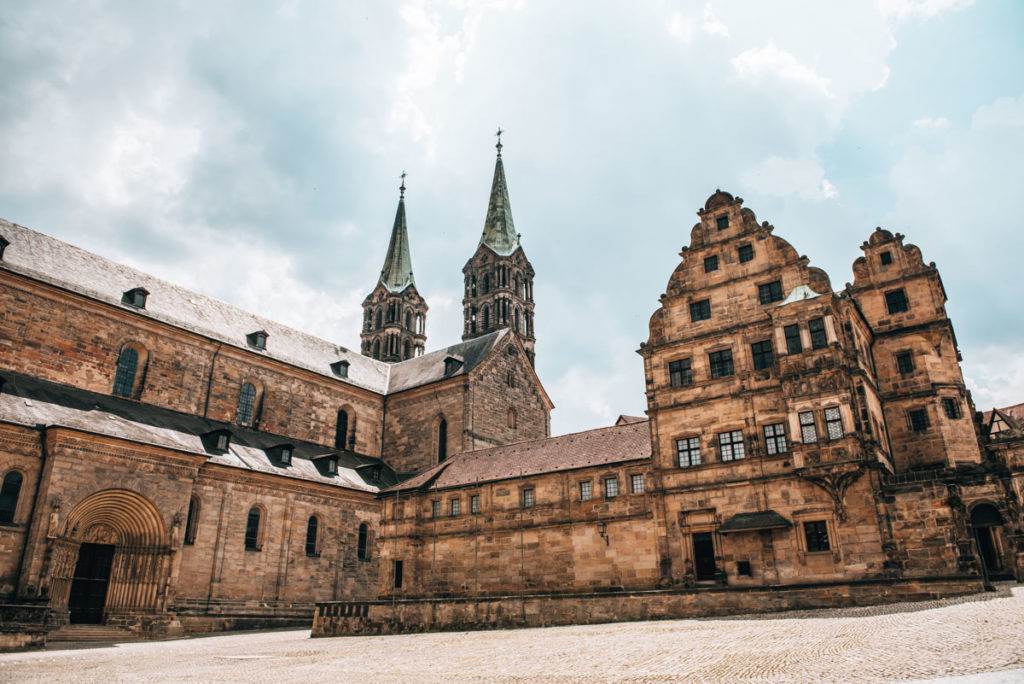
[173,598,314,635]
[0,601,49,652]
[312,576,986,637]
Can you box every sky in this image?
[1,0,1022,436]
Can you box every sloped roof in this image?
[387,329,509,394]
[0,370,395,493]
[377,195,416,293]
[983,402,1024,434]
[385,421,652,494]
[479,150,520,257]
[615,415,647,425]
[0,219,390,394]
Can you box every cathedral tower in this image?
[462,132,536,365]
[361,175,427,362]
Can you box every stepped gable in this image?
[387,420,651,493]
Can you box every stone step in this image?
[48,625,143,643]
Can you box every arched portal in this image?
[48,489,171,625]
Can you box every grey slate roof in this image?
[0,219,537,398]
[0,370,395,493]
[717,510,792,534]
[479,149,520,257]
[377,195,416,293]
[384,421,652,494]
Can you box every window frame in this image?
[690,299,711,322]
[737,244,754,263]
[579,480,592,501]
[305,516,320,558]
[808,318,827,350]
[112,346,140,398]
[799,411,818,443]
[470,494,481,514]
[676,437,701,467]
[803,520,831,553]
[909,408,930,433]
[824,407,844,441]
[751,340,774,371]
[237,382,257,427]
[708,349,734,379]
[885,288,909,314]
[357,522,370,561]
[704,255,719,273]
[758,280,783,305]
[431,500,441,518]
[896,351,915,376]
[604,477,619,499]
[763,423,788,455]
[630,473,645,494]
[784,324,803,355]
[879,251,893,266]
[668,358,693,387]
[521,487,535,509]
[0,470,24,525]
[718,430,746,461]
[942,397,962,420]
[716,215,729,230]
[244,507,262,551]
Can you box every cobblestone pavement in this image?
[2,586,1023,683]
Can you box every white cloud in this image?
[964,345,1024,411]
[701,3,729,38]
[876,0,974,22]
[911,116,951,132]
[741,157,838,201]
[667,11,694,43]
[732,43,833,97]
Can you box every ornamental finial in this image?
[495,127,503,156]
[400,170,407,198]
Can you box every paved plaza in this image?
[2,586,1023,683]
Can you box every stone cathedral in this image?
[0,140,1021,648]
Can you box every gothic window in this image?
[521,488,535,509]
[896,351,914,375]
[579,481,592,501]
[335,409,349,450]
[718,430,745,461]
[784,324,803,354]
[909,408,930,432]
[514,308,522,333]
[305,516,320,557]
[470,276,477,297]
[482,306,490,330]
[763,423,788,455]
[751,341,774,370]
[631,473,645,494]
[450,498,461,516]
[704,255,719,273]
[482,274,491,294]
[804,521,830,552]
[470,494,480,514]
[676,437,701,467]
[372,339,381,360]
[604,477,618,499]
[690,299,711,322]
[880,251,893,266]
[708,349,734,379]
[885,289,909,314]
[357,522,370,560]
[437,419,447,462]
[758,281,783,305]
[507,408,517,429]
[669,358,692,387]
[393,560,404,589]
[112,346,140,398]
[237,382,257,426]
[716,215,729,230]
[737,244,754,263]
[824,407,844,440]
[0,471,23,524]
[404,340,412,360]
[244,508,262,551]
[942,397,962,419]
[184,495,200,545]
[375,309,382,328]
[808,318,827,350]
[799,411,818,443]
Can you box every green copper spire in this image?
[378,172,416,293]
[479,128,520,257]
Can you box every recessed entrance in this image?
[971,503,1008,580]
[68,543,115,624]
[693,532,717,581]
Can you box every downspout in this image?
[201,342,223,419]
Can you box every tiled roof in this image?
[615,415,647,425]
[385,421,652,493]
[0,370,394,493]
[0,219,534,398]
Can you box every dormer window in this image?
[314,454,339,476]
[202,429,232,454]
[247,330,268,350]
[121,287,149,309]
[0,235,8,259]
[330,360,350,378]
[267,444,294,466]
[444,356,463,375]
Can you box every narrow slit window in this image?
[305,516,319,557]
[112,347,139,398]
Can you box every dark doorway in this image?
[971,504,1008,580]
[975,527,1000,574]
[693,532,717,581]
[68,543,115,624]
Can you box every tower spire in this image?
[378,172,415,293]
[479,128,519,257]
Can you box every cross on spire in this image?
[400,170,407,198]
[495,127,503,156]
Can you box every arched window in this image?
[470,275,477,297]
[112,346,139,398]
[482,306,490,330]
[0,471,23,524]
[482,274,490,294]
[305,516,319,557]
[244,507,262,551]
[184,495,200,545]
[508,408,517,429]
[237,382,256,426]
[404,340,412,360]
[515,308,521,333]
[437,418,448,462]
[335,409,349,450]
[372,339,381,360]
[405,310,413,329]
[470,308,478,334]
[375,309,382,329]
[357,522,369,561]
